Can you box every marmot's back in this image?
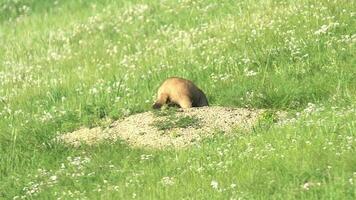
[153,77,209,109]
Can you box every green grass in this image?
[151,109,200,131]
[0,0,355,199]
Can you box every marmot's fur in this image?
[152,77,209,109]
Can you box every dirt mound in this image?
[57,106,264,148]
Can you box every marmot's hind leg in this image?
[178,96,192,109]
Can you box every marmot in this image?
[152,77,209,109]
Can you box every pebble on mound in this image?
[57,106,264,149]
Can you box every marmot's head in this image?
[152,103,162,109]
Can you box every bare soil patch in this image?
[57,106,265,149]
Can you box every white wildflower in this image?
[49,175,57,181]
[244,68,258,76]
[211,180,218,189]
[161,176,175,186]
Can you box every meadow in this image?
[0,0,355,199]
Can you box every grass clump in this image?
[151,107,179,117]
[151,109,200,131]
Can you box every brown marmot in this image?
[152,77,209,109]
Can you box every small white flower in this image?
[211,180,218,189]
[244,68,258,76]
[161,176,175,186]
[49,175,57,181]
[303,182,310,190]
